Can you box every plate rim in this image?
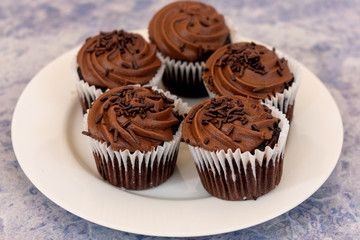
[11,37,344,237]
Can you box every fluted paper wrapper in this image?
[187,106,290,200]
[159,17,236,98]
[72,54,165,113]
[83,87,190,190]
[205,47,302,122]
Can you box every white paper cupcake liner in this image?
[205,52,302,120]
[72,54,165,112]
[83,86,191,190]
[186,105,290,200]
[158,17,236,98]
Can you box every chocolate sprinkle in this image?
[100,96,108,102]
[264,108,272,113]
[208,76,214,86]
[198,45,204,56]
[95,113,103,124]
[224,125,235,136]
[200,19,210,27]
[188,104,203,120]
[121,62,130,68]
[82,131,91,136]
[237,99,244,107]
[233,137,242,143]
[251,124,260,132]
[146,94,162,100]
[95,50,104,56]
[103,102,111,111]
[217,119,223,129]
[239,65,245,77]
[179,43,186,52]
[122,120,131,128]
[104,68,110,77]
[132,61,138,69]
[201,120,209,125]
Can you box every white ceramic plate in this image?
[12,34,343,237]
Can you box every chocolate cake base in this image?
[162,64,208,98]
[93,149,179,190]
[196,156,283,201]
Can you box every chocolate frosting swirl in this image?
[86,86,180,152]
[77,30,162,88]
[148,1,230,62]
[203,42,294,99]
[182,96,280,153]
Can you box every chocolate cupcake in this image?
[182,96,289,200]
[74,29,164,112]
[203,42,301,121]
[83,86,189,190]
[148,1,231,97]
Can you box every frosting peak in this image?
[204,42,294,99]
[182,96,280,153]
[77,30,162,88]
[148,1,230,61]
[86,86,180,152]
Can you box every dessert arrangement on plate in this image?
[74,1,301,201]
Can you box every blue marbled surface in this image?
[1,0,358,239]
